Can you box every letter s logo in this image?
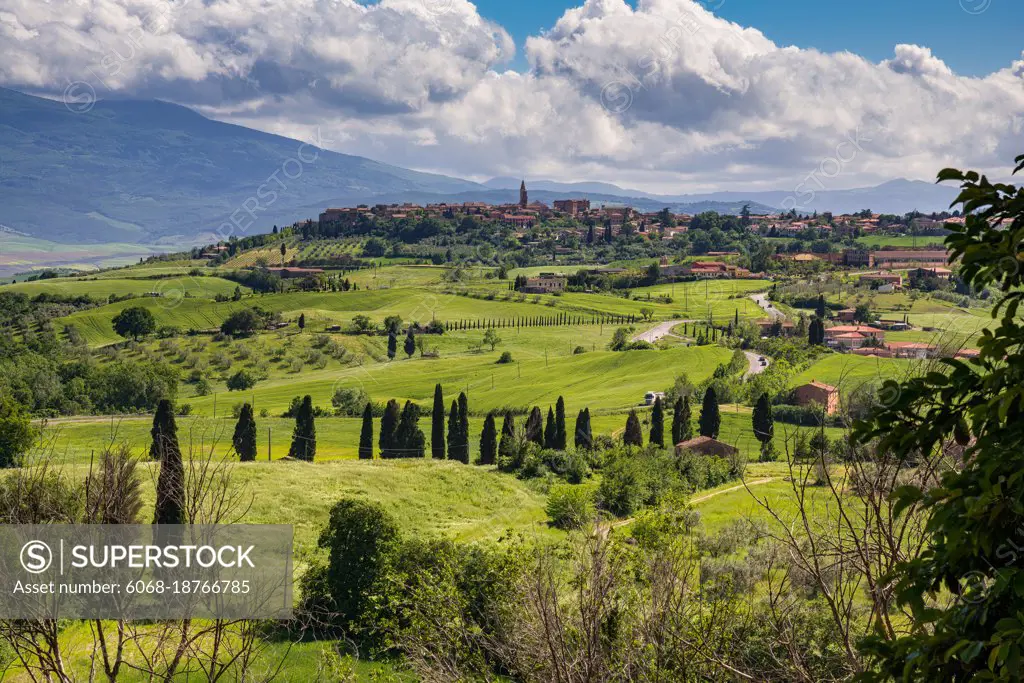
[21,541,52,574]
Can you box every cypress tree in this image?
[149,399,180,461]
[815,294,827,319]
[431,384,445,459]
[288,395,317,461]
[544,407,557,449]
[298,313,306,331]
[404,328,416,358]
[447,399,460,461]
[672,397,692,445]
[395,401,425,458]
[455,392,470,463]
[152,399,184,524]
[525,406,543,445]
[479,413,497,465]
[753,393,775,461]
[387,332,397,360]
[624,410,643,447]
[498,413,515,463]
[232,402,258,462]
[379,399,401,459]
[650,396,665,447]
[358,403,374,459]
[574,408,593,450]
[699,387,721,439]
[555,396,567,450]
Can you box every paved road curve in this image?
[750,293,785,319]
[743,350,770,377]
[632,319,688,343]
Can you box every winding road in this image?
[632,319,688,344]
[750,293,785,319]
[742,350,770,377]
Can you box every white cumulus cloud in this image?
[0,0,1021,193]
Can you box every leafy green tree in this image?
[544,407,557,449]
[379,399,401,459]
[672,397,692,445]
[853,303,873,323]
[331,386,370,417]
[525,406,543,446]
[220,307,267,337]
[112,306,156,341]
[358,403,374,460]
[288,395,317,461]
[483,328,502,351]
[404,328,416,358]
[478,413,497,465]
[151,399,184,524]
[395,401,425,458]
[431,384,445,459]
[574,408,593,450]
[752,393,775,462]
[303,499,400,639]
[609,327,630,351]
[699,387,720,439]
[0,394,36,468]
[387,332,398,361]
[649,396,665,447]
[232,402,257,462]
[555,396,567,450]
[855,154,1024,680]
[623,410,643,447]
[226,369,257,391]
[382,315,403,335]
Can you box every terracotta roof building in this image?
[793,380,840,415]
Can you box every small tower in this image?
[519,180,528,209]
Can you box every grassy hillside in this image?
[789,353,919,391]
[4,275,246,299]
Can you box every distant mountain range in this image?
[484,177,960,216]
[0,87,959,245]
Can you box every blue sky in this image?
[475,0,1024,76]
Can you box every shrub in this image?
[332,387,370,417]
[496,351,514,364]
[546,484,597,530]
[299,499,401,643]
[226,369,257,391]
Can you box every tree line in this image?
[444,312,638,332]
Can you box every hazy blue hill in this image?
[0,87,955,246]
[0,88,486,243]
[486,176,959,215]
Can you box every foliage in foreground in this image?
[855,154,1024,680]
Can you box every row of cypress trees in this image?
[621,389,717,449]
[356,389,599,463]
[444,313,637,331]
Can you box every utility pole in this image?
[268,428,272,461]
